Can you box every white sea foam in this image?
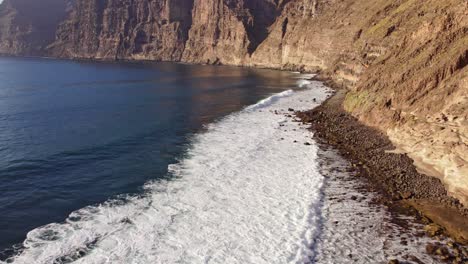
[297,79,313,88]
[4,78,331,264]
[290,70,316,88]
[295,74,316,79]
[245,89,294,111]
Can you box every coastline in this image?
[296,77,468,250]
[1,54,466,261]
[1,76,337,263]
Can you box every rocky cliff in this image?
[340,0,468,206]
[51,0,283,63]
[0,0,466,205]
[0,0,72,55]
[182,0,281,65]
[49,0,194,60]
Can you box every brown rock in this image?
[426,243,439,255]
[435,246,449,256]
[424,223,443,237]
[400,192,413,199]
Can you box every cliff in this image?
[341,0,468,206]
[0,0,71,55]
[182,0,281,65]
[0,0,467,205]
[49,0,193,60]
[51,0,283,63]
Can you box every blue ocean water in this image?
[0,57,299,255]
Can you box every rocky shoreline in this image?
[0,55,465,262]
[296,78,468,262]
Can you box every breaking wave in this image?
[3,78,331,264]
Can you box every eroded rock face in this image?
[0,0,72,55]
[339,0,468,206]
[0,0,467,205]
[50,0,194,60]
[182,0,281,65]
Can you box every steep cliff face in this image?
[0,0,467,205]
[341,0,468,205]
[0,0,71,55]
[182,0,281,65]
[50,0,194,60]
[250,0,397,84]
[251,0,335,71]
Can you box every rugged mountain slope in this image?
[0,0,72,55]
[343,0,468,206]
[49,0,283,63]
[0,0,466,205]
[50,0,194,60]
[182,0,282,65]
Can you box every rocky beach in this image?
[297,79,468,262]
